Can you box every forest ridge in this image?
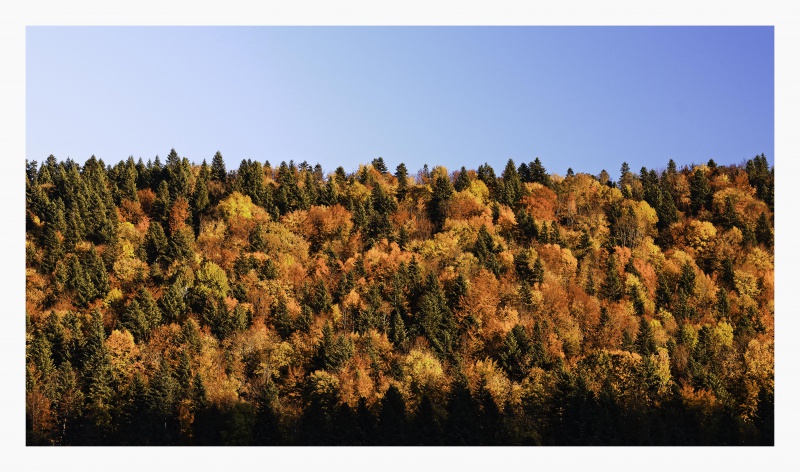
[25,151,774,445]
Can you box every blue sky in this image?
[26,26,773,176]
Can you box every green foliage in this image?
[472,225,503,276]
[428,174,454,233]
[500,158,524,206]
[211,151,227,182]
[600,253,622,301]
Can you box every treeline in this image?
[25,150,774,445]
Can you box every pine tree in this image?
[585,271,596,296]
[143,221,168,265]
[371,157,388,173]
[477,163,498,196]
[500,158,524,206]
[678,260,696,296]
[635,317,656,357]
[538,221,550,244]
[454,166,471,192]
[136,287,162,335]
[755,212,773,249]
[389,310,407,347]
[273,296,294,340]
[41,224,64,274]
[499,324,532,382]
[165,149,192,199]
[473,225,502,276]
[153,180,171,224]
[211,151,227,182]
[428,174,454,233]
[378,385,408,445]
[601,253,622,301]
[716,288,730,319]
[65,254,95,308]
[417,273,456,359]
[83,309,113,437]
[690,168,711,215]
[532,257,545,286]
[148,356,178,443]
[159,280,187,323]
[83,246,109,299]
[121,300,149,343]
[529,158,551,187]
[514,250,533,280]
[516,208,538,243]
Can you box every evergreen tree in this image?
[143,221,169,265]
[211,151,227,182]
[314,322,353,371]
[83,246,109,299]
[514,250,533,281]
[417,273,457,359]
[532,257,545,286]
[755,212,773,249]
[388,310,407,347]
[746,154,773,210]
[601,253,623,301]
[377,385,408,445]
[585,271,597,296]
[690,168,712,215]
[476,163,498,196]
[444,372,481,445]
[411,394,442,445]
[529,158,551,187]
[635,317,657,357]
[472,225,502,276]
[371,157,388,173]
[65,254,95,308]
[165,149,192,199]
[678,260,696,296]
[454,166,471,192]
[516,208,538,243]
[499,324,532,382]
[538,221,550,244]
[500,158,524,206]
[147,356,179,444]
[83,310,113,439]
[136,287,162,335]
[121,300,149,343]
[428,174,454,233]
[159,280,187,323]
[367,183,396,244]
[41,224,64,274]
[272,296,295,340]
[152,180,171,223]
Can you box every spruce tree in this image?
[454,166,471,192]
[428,174,454,233]
[121,299,149,343]
[755,212,773,249]
[690,168,711,215]
[473,225,502,276]
[500,158,524,206]
[530,157,551,187]
[601,253,623,301]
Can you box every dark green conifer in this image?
[428,174,454,233]
[601,253,622,301]
[211,151,227,182]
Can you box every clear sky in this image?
[27,26,773,176]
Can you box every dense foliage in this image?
[26,151,774,445]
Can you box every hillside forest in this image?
[25,151,774,445]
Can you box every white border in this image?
[2,1,797,471]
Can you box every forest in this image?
[25,150,774,445]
